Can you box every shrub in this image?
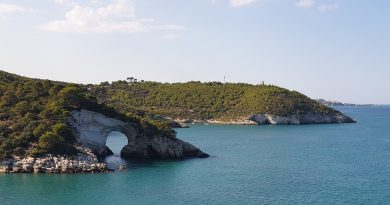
[38,132,65,154]
[52,123,75,143]
[33,124,48,138]
[11,101,30,116]
[14,147,26,156]
[30,148,46,157]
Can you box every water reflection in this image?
[103,131,128,170]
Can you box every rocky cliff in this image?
[0,109,208,174]
[68,109,209,159]
[121,133,209,159]
[248,112,356,125]
[172,111,356,126]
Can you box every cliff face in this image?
[68,109,130,156]
[1,109,208,174]
[68,109,208,159]
[249,112,356,125]
[121,133,209,159]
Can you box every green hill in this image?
[0,71,173,158]
[89,80,341,121]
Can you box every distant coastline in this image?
[315,99,375,107]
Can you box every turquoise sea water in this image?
[1,106,390,205]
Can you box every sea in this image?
[1,106,389,205]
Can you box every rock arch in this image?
[105,131,128,155]
[68,109,209,159]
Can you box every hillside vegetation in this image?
[90,80,339,121]
[0,71,174,158]
[0,70,345,158]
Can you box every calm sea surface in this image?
[1,106,390,205]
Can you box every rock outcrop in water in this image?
[68,109,209,159]
[121,134,209,159]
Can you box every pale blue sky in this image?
[0,0,389,104]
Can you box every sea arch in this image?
[67,109,209,159]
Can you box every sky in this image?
[0,0,389,104]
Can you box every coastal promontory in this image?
[0,70,356,173]
[90,80,356,125]
[0,71,208,173]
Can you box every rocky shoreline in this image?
[248,112,356,125]
[0,146,110,174]
[174,112,356,126]
[175,119,257,125]
[0,109,211,174]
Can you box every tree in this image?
[1,91,18,107]
[52,123,75,143]
[126,77,134,83]
[126,77,138,84]
[58,86,85,109]
[13,147,25,156]
[11,101,30,116]
[38,132,65,153]
[100,81,109,86]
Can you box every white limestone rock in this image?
[248,112,356,125]
[0,146,109,174]
[68,109,209,160]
